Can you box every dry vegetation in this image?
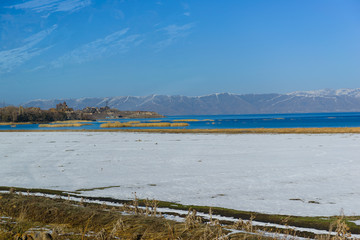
[0,103,163,124]
[63,126,360,134]
[100,121,189,128]
[38,123,92,128]
[0,105,90,123]
[0,193,230,240]
[0,122,32,125]
[173,119,200,122]
[0,190,358,240]
[108,127,360,134]
[99,122,133,128]
[173,119,214,122]
[131,122,172,127]
[52,120,93,124]
[126,121,141,124]
[4,126,360,133]
[170,123,190,127]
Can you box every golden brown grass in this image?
[38,123,92,128]
[131,122,172,127]
[1,192,358,240]
[126,121,141,124]
[173,119,200,122]
[0,193,230,240]
[100,121,189,128]
[173,119,214,122]
[52,120,93,124]
[170,122,190,127]
[0,122,33,125]
[99,122,132,128]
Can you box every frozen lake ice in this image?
[1,132,360,216]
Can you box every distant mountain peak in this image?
[287,88,360,98]
[22,88,360,115]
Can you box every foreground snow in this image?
[1,132,360,216]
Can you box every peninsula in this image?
[0,102,163,123]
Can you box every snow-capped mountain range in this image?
[22,88,360,115]
[288,88,360,98]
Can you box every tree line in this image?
[0,103,89,123]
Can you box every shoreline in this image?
[1,126,360,134]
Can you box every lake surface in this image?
[1,112,360,130]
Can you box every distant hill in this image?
[22,88,360,115]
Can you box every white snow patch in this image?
[1,132,360,216]
[288,88,360,98]
[350,220,360,226]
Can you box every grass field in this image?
[0,188,356,240]
[0,191,239,240]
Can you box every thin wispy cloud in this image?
[52,28,142,68]
[182,2,190,17]
[0,25,57,74]
[7,0,91,14]
[156,23,194,50]
[29,65,46,72]
[182,2,190,10]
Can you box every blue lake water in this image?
[1,112,360,130]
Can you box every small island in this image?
[0,102,163,123]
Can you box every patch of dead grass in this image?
[0,193,229,240]
[38,123,92,128]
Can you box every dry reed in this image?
[131,122,172,127]
[0,192,357,240]
[173,119,200,122]
[126,121,141,124]
[170,122,189,127]
[99,122,132,128]
[38,123,91,128]
[101,121,189,128]
[0,122,32,125]
[52,120,93,123]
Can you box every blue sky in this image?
[1,0,360,104]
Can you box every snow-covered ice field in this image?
[1,132,360,216]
